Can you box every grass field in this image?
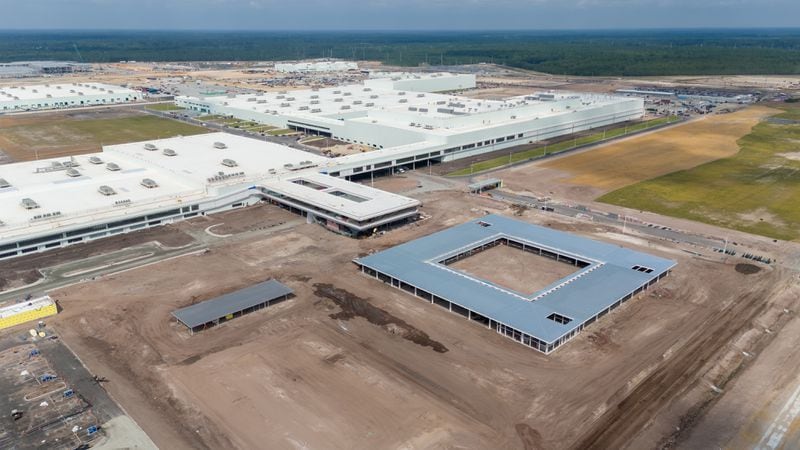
[0,111,208,161]
[539,107,776,191]
[145,103,185,111]
[446,116,677,176]
[599,105,800,240]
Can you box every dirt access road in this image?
[21,188,793,449]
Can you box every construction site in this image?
[0,60,799,450]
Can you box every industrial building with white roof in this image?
[0,82,142,111]
[177,72,643,178]
[0,132,420,261]
[0,72,643,262]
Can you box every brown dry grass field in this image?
[538,105,777,192]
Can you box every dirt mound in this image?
[735,263,761,275]
[515,423,544,450]
[313,283,448,353]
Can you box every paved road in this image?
[488,190,726,251]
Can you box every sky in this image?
[0,0,798,30]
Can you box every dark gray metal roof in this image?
[356,214,676,344]
[172,279,293,329]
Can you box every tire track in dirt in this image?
[571,279,780,449]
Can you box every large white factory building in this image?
[0,133,420,261]
[0,72,644,262]
[177,73,643,177]
[0,82,143,112]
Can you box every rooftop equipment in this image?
[88,156,103,164]
[144,143,158,151]
[162,148,177,157]
[65,168,81,177]
[98,185,116,196]
[141,178,158,189]
[0,178,10,188]
[221,158,238,167]
[21,198,39,209]
[106,162,121,171]
[213,142,227,149]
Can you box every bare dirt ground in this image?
[0,226,194,292]
[495,106,778,202]
[449,244,579,295]
[27,188,796,450]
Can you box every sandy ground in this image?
[450,244,579,295]
[496,105,778,201]
[20,187,792,450]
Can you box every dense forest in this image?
[1,29,799,76]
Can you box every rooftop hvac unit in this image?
[0,178,10,188]
[257,100,267,104]
[334,98,343,102]
[311,108,321,113]
[286,97,295,101]
[162,148,177,157]
[417,93,425,97]
[140,178,158,188]
[419,108,428,113]
[276,95,285,99]
[399,99,408,103]
[65,168,81,177]
[353,100,362,105]
[341,105,350,110]
[310,94,319,99]
[398,91,406,96]
[144,143,158,151]
[106,162,121,171]
[370,95,378,99]
[98,185,116,196]
[363,87,372,92]
[88,156,103,164]
[280,102,291,107]
[333,90,341,94]
[343,92,352,96]
[247,97,257,102]
[221,158,238,167]
[310,100,320,105]
[284,163,294,169]
[510,115,517,119]
[365,102,374,107]
[298,106,309,111]
[21,198,39,209]
[213,141,227,149]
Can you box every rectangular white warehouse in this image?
[0,82,143,112]
[176,72,642,178]
[0,133,420,261]
[274,61,358,73]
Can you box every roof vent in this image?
[0,178,10,188]
[213,141,227,149]
[162,148,177,157]
[88,156,103,164]
[140,178,159,189]
[21,198,39,209]
[144,143,158,151]
[221,158,238,167]
[65,168,81,177]
[98,185,117,196]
